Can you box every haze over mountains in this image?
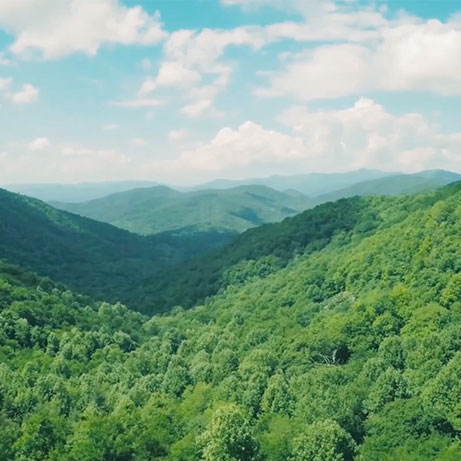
[3,179,461,458]
[5,180,159,203]
[51,185,313,235]
[4,0,461,457]
[0,168,460,314]
[45,169,461,237]
[0,188,231,306]
[194,169,395,195]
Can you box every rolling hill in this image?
[312,169,461,205]
[52,170,460,240]
[2,182,461,459]
[193,168,394,195]
[0,187,231,307]
[132,180,461,315]
[51,185,314,235]
[4,180,159,203]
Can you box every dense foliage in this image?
[196,169,459,197]
[51,171,459,239]
[314,169,461,205]
[51,185,313,235]
[0,188,231,309]
[6,180,159,203]
[2,182,461,459]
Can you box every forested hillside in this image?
[195,169,393,195]
[312,170,461,205]
[5,180,159,203]
[2,182,461,459]
[134,181,459,314]
[0,188,230,308]
[51,170,459,240]
[51,185,313,236]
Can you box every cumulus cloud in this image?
[130,137,147,146]
[0,141,131,184]
[128,1,390,118]
[220,0,337,17]
[135,25,267,117]
[169,129,189,141]
[152,99,461,182]
[139,61,202,97]
[181,99,216,118]
[258,18,461,100]
[0,52,12,65]
[0,0,167,59]
[156,61,202,89]
[8,83,38,103]
[0,78,38,104]
[28,137,50,151]
[174,120,305,177]
[0,77,12,91]
[4,99,461,184]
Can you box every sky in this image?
[1,0,461,185]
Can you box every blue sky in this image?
[1,0,461,185]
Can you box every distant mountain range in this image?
[50,169,461,237]
[192,169,396,195]
[0,187,231,307]
[310,170,461,206]
[4,180,159,202]
[51,185,313,235]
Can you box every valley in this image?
[1,179,461,459]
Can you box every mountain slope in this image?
[313,169,461,204]
[4,180,159,202]
[194,168,395,195]
[51,185,313,235]
[0,188,230,307]
[2,182,461,459]
[136,181,461,314]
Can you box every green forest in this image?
[2,182,461,459]
[50,185,313,236]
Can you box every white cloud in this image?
[0,78,39,104]
[130,137,147,146]
[221,0,336,17]
[149,98,461,182]
[28,137,50,151]
[174,120,305,177]
[139,61,202,97]
[138,78,157,96]
[169,129,189,141]
[164,27,266,69]
[135,3,389,117]
[4,99,461,184]
[61,144,127,161]
[112,97,164,108]
[258,18,461,100]
[8,83,38,104]
[181,99,216,118]
[257,44,372,100]
[0,52,13,65]
[375,19,461,94]
[0,0,167,59]
[0,141,132,183]
[0,77,12,91]
[134,26,267,118]
[276,98,461,172]
[156,61,202,88]
[103,124,119,131]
